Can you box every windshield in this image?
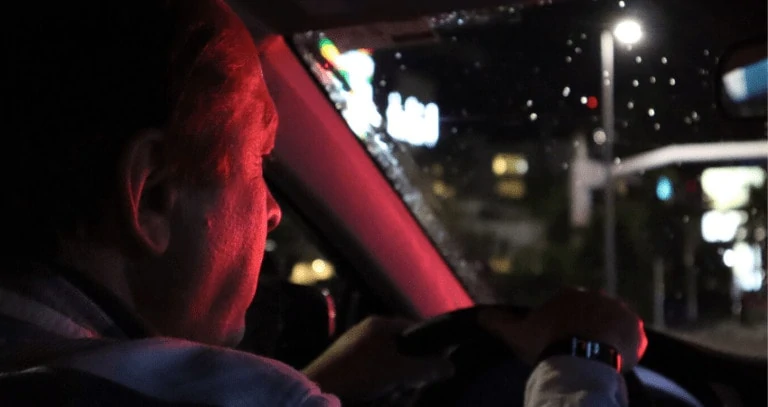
[292,0,767,357]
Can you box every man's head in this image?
[5,0,281,346]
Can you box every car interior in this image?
[229,0,767,406]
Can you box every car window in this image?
[291,0,767,358]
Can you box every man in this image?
[1,0,645,405]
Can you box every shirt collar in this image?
[0,261,156,342]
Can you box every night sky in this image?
[372,0,767,162]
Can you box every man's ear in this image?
[118,129,177,255]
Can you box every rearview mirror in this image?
[717,39,767,119]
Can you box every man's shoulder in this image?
[0,366,210,406]
[3,338,339,406]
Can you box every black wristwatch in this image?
[537,336,623,372]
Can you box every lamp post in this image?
[601,20,642,297]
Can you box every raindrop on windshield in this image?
[648,108,656,117]
[565,56,572,63]
[526,99,534,107]
[627,101,634,109]
[562,86,571,97]
[635,56,642,63]
[649,76,656,84]
[654,123,661,131]
[575,47,582,54]
[632,79,639,87]
[669,78,676,86]
[593,129,607,144]
[529,113,538,121]
[395,52,402,59]
[661,56,668,64]
[619,0,626,7]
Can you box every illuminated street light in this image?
[613,20,643,45]
[599,18,643,297]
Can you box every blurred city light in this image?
[311,259,336,280]
[492,154,529,176]
[701,166,766,210]
[290,263,314,285]
[701,210,747,243]
[432,180,456,198]
[290,260,336,285]
[614,20,643,45]
[496,179,527,199]
[725,242,764,291]
[386,92,440,148]
[655,176,673,201]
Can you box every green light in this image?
[318,37,334,50]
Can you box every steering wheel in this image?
[396,305,655,407]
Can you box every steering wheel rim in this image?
[397,305,655,407]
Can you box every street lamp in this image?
[601,19,642,297]
[614,20,643,45]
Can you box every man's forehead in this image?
[238,68,278,153]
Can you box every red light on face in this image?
[587,96,599,109]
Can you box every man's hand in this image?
[478,289,648,372]
[302,316,455,402]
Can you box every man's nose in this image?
[266,190,282,232]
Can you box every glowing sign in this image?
[323,46,381,137]
[315,38,439,145]
[701,210,747,243]
[318,38,341,65]
[386,92,440,148]
[701,166,766,210]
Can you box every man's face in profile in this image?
[131,6,282,347]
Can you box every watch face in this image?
[539,337,622,372]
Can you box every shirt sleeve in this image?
[524,356,629,407]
